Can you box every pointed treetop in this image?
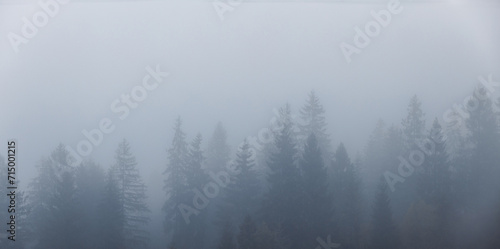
[300,90,328,136]
[169,116,188,155]
[402,94,426,147]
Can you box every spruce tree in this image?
[112,139,150,249]
[402,95,426,152]
[184,134,210,248]
[417,119,450,202]
[421,119,453,249]
[260,104,302,249]
[299,91,332,161]
[29,144,82,249]
[163,117,190,246]
[464,86,500,196]
[75,160,106,249]
[364,119,387,176]
[206,122,231,172]
[217,139,260,228]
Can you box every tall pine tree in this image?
[299,91,332,162]
[184,134,210,249]
[217,139,260,229]
[112,139,150,249]
[402,95,426,153]
[206,122,231,173]
[260,104,302,249]
[29,145,82,249]
[163,117,190,247]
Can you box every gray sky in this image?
[1,0,500,220]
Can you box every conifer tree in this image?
[217,139,260,228]
[163,117,190,246]
[464,86,500,196]
[184,134,210,248]
[260,104,302,249]
[76,160,106,249]
[206,122,231,172]
[112,139,150,249]
[299,91,332,161]
[29,145,82,249]
[402,95,426,152]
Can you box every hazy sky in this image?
[1,0,500,218]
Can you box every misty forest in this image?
[1,88,500,249]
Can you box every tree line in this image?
[1,86,500,249]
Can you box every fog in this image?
[1,0,500,248]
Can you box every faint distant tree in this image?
[112,139,150,249]
[184,134,210,248]
[371,177,399,249]
[364,119,387,176]
[362,119,388,217]
[443,109,466,160]
[206,122,231,172]
[217,139,260,228]
[75,160,106,249]
[29,145,82,249]
[163,117,192,247]
[464,86,500,196]
[299,91,333,162]
[260,104,302,249]
[417,119,450,201]
[401,95,426,152]
[417,119,453,249]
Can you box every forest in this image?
[1,86,500,249]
